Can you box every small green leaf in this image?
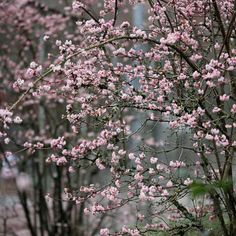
[189,181,210,197]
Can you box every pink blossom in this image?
[150,157,158,164]
[100,228,110,236]
[96,158,106,170]
[50,136,66,149]
[231,104,236,113]
[166,180,173,188]
[212,107,221,113]
[184,178,193,186]
[219,94,230,101]
[43,35,49,41]
[161,189,169,197]
[83,208,90,215]
[129,153,136,160]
